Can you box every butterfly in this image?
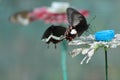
[41,25,66,48]
[41,7,89,48]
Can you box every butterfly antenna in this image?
[55,44,57,49]
[84,31,89,36]
[88,26,94,33]
[88,15,96,26]
[47,44,49,48]
[87,15,96,34]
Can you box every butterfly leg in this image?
[47,44,49,48]
[54,44,57,49]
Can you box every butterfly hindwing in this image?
[41,25,66,47]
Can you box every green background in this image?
[0,0,120,80]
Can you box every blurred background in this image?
[0,0,120,80]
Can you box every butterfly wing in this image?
[41,25,66,44]
[41,25,53,39]
[66,8,88,36]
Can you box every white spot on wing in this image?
[42,34,65,42]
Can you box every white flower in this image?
[69,34,120,64]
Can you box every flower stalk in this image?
[61,40,67,80]
[104,47,108,80]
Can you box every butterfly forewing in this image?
[67,8,86,27]
[66,8,73,26]
[66,8,89,40]
[72,14,82,26]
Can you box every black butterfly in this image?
[65,8,89,41]
[41,25,66,48]
[41,7,89,48]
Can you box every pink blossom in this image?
[29,7,89,24]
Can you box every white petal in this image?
[117,43,120,46]
[80,56,87,64]
[87,35,95,40]
[86,57,91,63]
[71,48,82,57]
[85,49,95,63]
[82,48,89,55]
[110,44,117,48]
[105,45,109,48]
[115,34,120,40]
[88,49,95,58]
[69,40,88,45]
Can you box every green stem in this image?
[61,40,67,80]
[104,47,108,80]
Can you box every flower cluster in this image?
[10,2,89,25]
[69,34,120,64]
[29,7,67,23]
[29,2,89,24]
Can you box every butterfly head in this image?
[65,26,77,41]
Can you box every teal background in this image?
[0,0,120,80]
